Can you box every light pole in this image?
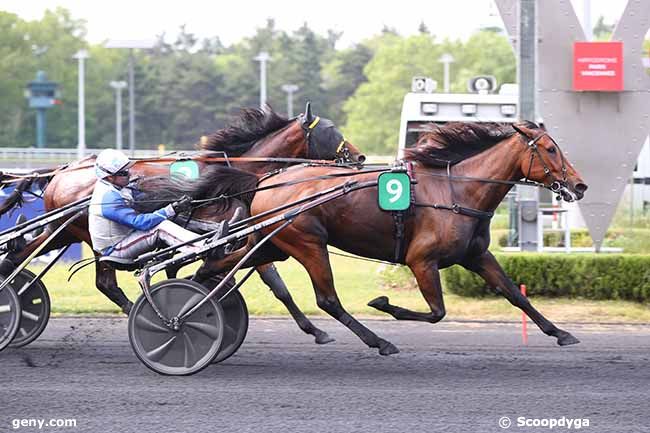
[439,53,454,93]
[583,0,592,41]
[281,84,299,117]
[105,39,156,155]
[254,52,271,108]
[109,81,127,150]
[73,49,89,159]
[25,71,59,148]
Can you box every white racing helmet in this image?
[95,149,134,179]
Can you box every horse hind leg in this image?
[193,238,336,345]
[367,260,446,324]
[257,263,334,345]
[282,238,398,355]
[95,259,133,315]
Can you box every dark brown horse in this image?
[196,121,588,354]
[0,104,364,344]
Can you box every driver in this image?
[89,149,228,261]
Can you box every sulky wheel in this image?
[128,279,225,376]
[0,285,21,352]
[203,274,249,364]
[212,290,249,364]
[7,269,51,348]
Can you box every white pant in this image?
[107,220,202,259]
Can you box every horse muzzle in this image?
[556,182,587,202]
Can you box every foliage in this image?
[342,31,515,154]
[0,9,87,148]
[441,253,650,302]
[1,8,521,153]
[377,265,419,291]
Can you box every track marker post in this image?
[520,284,528,345]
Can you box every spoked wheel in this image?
[128,279,225,376]
[0,285,21,352]
[7,269,51,348]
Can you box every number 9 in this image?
[386,179,403,203]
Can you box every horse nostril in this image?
[575,183,588,193]
[356,154,366,163]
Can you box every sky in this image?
[0,0,633,48]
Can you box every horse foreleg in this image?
[257,263,334,344]
[461,251,579,346]
[95,259,133,315]
[367,260,446,324]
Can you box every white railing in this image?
[0,147,187,161]
[0,147,194,169]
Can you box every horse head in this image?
[300,102,365,164]
[512,122,588,202]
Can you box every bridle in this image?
[302,115,353,163]
[513,124,568,194]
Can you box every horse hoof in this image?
[367,296,389,310]
[121,301,133,316]
[378,340,399,356]
[314,332,335,345]
[556,331,580,346]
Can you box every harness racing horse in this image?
[194,121,588,354]
[0,104,364,345]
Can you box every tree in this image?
[135,27,225,148]
[321,43,373,125]
[343,34,445,154]
[0,8,88,148]
[450,30,515,93]
[593,16,614,40]
[342,30,515,154]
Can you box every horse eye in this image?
[547,147,556,154]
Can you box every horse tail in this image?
[0,169,53,217]
[134,166,260,214]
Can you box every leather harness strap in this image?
[391,162,416,264]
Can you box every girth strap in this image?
[413,202,494,220]
[392,162,416,263]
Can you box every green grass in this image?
[29,249,650,323]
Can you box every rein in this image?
[0,155,351,185]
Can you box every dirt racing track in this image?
[1,317,649,433]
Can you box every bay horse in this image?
[0,104,364,345]
[193,121,588,354]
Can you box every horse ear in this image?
[512,123,529,138]
[303,101,313,125]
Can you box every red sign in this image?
[573,42,623,91]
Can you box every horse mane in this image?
[405,121,539,168]
[198,106,293,156]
